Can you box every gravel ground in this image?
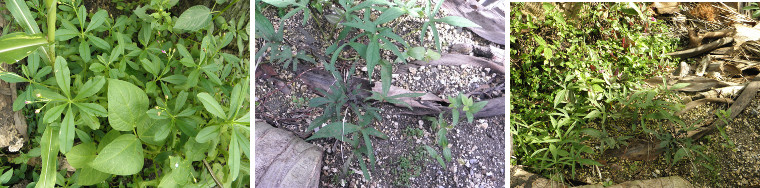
[255,1,506,187]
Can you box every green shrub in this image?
[0,0,250,186]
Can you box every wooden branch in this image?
[666,37,734,58]
[203,159,224,188]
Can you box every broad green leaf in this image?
[6,0,41,34]
[161,75,187,84]
[442,147,452,162]
[174,5,212,32]
[229,82,245,119]
[306,122,360,141]
[424,145,445,168]
[366,39,380,78]
[141,59,159,76]
[87,34,111,50]
[169,156,193,185]
[254,8,276,41]
[377,64,390,96]
[197,92,226,119]
[375,7,404,25]
[229,130,240,181]
[426,48,441,60]
[54,57,71,97]
[407,46,426,60]
[0,168,12,184]
[342,21,376,33]
[183,137,210,161]
[59,107,75,153]
[201,68,223,85]
[86,10,108,32]
[195,125,220,143]
[673,147,687,165]
[138,23,152,46]
[361,129,376,170]
[65,142,96,168]
[76,166,110,186]
[79,42,91,62]
[137,119,170,146]
[37,125,59,188]
[55,28,78,41]
[0,33,48,64]
[236,129,250,159]
[80,112,101,130]
[89,134,144,175]
[158,172,178,188]
[0,71,29,83]
[107,79,149,131]
[261,0,295,7]
[75,103,107,117]
[176,108,195,117]
[43,104,66,123]
[584,110,601,120]
[75,76,105,100]
[175,91,189,111]
[434,16,481,28]
[97,130,121,152]
[146,109,169,120]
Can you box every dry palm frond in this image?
[736,40,760,59]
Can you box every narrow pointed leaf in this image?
[59,107,75,153]
[85,10,108,32]
[197,92,226,119]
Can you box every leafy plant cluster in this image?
[510,2,715,182]
[424,93,486,168]
[0,0,250,187]
[255,0,482,182]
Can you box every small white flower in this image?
[36,93,41,98]
[35,109,41,114]
[25,101,31,104]
[175,163,179,168]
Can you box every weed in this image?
[391,147,425,187]
[256,0,480,182]
[403,127,424,138]
[0,0,250,186]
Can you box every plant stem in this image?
[203,159,224,188]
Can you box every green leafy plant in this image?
[425,93,486,168]
[742,3,760,19]
[0,0,250,187]
[256,0,480,183]
[418,0,481,51]
[714,109,735,148]
[305,63,388,181]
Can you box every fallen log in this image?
[255,121,323,188]
[666,37,734,58]
[412,53,505,75]
[297,66,505,118]
[687,75,760,140]
[690,85,745,101]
